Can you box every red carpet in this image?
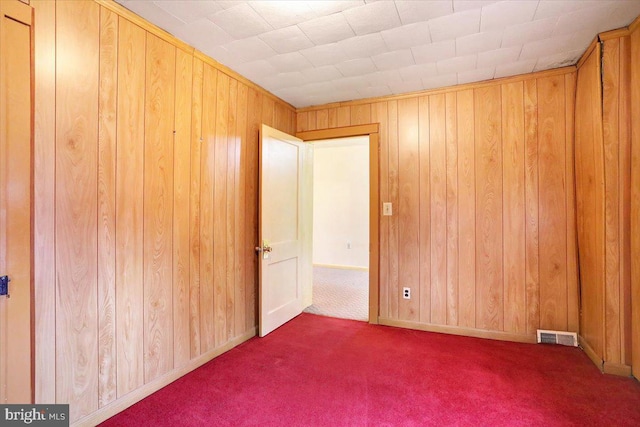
[101,314,640,426]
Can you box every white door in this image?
[259,125,312,337]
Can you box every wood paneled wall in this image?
[32,0,295,423]
[297,69,579,342]
[575,30,633,376]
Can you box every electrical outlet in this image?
[402,287,410,299]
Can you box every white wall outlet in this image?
[402,287,410,299]
[383,202,392,216]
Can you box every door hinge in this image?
[0,275,10,297]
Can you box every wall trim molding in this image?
[378,318,537,344]
[297,124,379,141]
[603,362,633,377]
[72,328,257,427]
[579,335,603,371]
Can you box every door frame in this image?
[297,124,380,324]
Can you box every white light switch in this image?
[383,202,392,216]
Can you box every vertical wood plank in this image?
[143,33,176,383]
[328,108,338,128]
[316,108,329,129]
[524,79,540,335]
[538,75,568,331]
[190,57,203,358]
[307,110,317,131]
[32,0,56,403]
[457,90,476,329]
[501,81,526,334]
[565,71,579,334]
[429,94,446,325]
[262,96,275,128]
[629,24,640,378]
[337,106,351,127]
[173,48,193,368]
[55,0,100,419]
[372,102,389,318]
[246,88,262,330]
[474,85,503,331]
[115,16,145,397]
[199,64,217,353]
[351,104,371,125]
[226,78,238,340]
[445,92,458,326]
[398,98,420,321]
[418,96,431,323]
[296,112,309,132]
[235,83,248,336]
[97,6,117,407]
[214,72,230,347]
[387,100,399,319]
[602,39,621,363]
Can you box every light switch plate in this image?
[383,202,392,216]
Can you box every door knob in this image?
[256,240,272,259]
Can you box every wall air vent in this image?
[536,330,578,347]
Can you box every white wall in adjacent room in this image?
[312,136,369,269]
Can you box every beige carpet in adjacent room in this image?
[303,266,368,321]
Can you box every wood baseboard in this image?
[72,328,257,427]
[578,335,604,372]
[603,362,633,377]
[378,318,536,344]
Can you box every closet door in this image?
[0,0,34,404]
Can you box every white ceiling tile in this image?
[335,58,378,77]
[259,26,314,54]
[437,54,477,74]
[259,71,307,90]
[328,88,361,102]
[534,1,604,20]
[456,30,502,56]
[454,1,499,13]
[248,1,317,29]
[608,1,640,28]
[363,69,403,86]
[412,40,456,64]
[357,85,393,98]
[307,1,366,15]
[338,33,389,60]
[501,17,558,48]
[268,52,314,73]
[518,33,573,60]
[457,67,495,84]
[533,48,583,72]
[298,13,356,44]
[395,1,453,25]
[299,44,349,67]
[553,3,630,37]
[477,46,521,68]
[381,22,432,50]
[480,1,538,32]
[333,76,370,91]
[343,1,402,35]
[232,60,279,82]
[170,19,234,49]
[399,63,438,81]
[371,49,415,71]
[222,37,277,63]
[153,1,224,24]
[422,73,458,90]
[494,59,536,78]
[120,1,186,28]
[301,81,339,95]
[209,3,273,38]
[202,45,235,67]
[301,65,343,83]
[429,9,481,42]
[388,79,425,94]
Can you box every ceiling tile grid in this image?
[117,0,640,108]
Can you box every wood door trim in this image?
[298,124,380,325]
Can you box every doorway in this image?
[304,136,369,321]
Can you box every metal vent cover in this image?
[536,330,578,347]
